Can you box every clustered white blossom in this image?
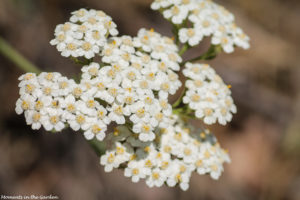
[17,24,183,143]
[15,72,109,140]
[15,1,249,190]
[50,9,118,59]
[100,118,230,191]
[182,62,237,125]
[151,0,250,53]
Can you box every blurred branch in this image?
[0,36,41,74]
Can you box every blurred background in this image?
[0,0,300,199]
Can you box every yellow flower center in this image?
[160,83,170,91]
[51,100,59,108]
[22,100,30,110]
[168,53,177,61]
[200,132,206,139]
[114,106,123,115]
[171,6,180,15]
[221,37,229,45]
[78,25,87,33]
[127,71,136,80]
[187,29,195,37]
[96,82,105,91]
[152,172,160,180]
[191,94,200,102]
[73,87,82,97]
[97,110,105,119]
[204,108,213,116]
[191,66,200,73]
[132,168,139,175]
[104,21,112,29]
[164,145,172,153]
[76,115,85,124]
[76,10,85,17]
[26,84,35,93]
[107,153,115,163]
[146,72,155,81]
[24,74,34,80]
[160,100,168,109]
[50,116,59,124]
[82,42,92,51]
[142,125,151,133]
[145,160,152,168]
[87,100,95,108]
[194,80,203,87]
[139,80,148,89]
[211,164,218,172]
[125,96,133,105]
[204,150,210,158]
[175,174,182,182]
[180,165,186,173]
[202,20,211,28]
[57,34,65,42]
[155,113,163,121]
[136,108,145,118]
[161,161,169,169]
[196,160,203,167]
[67,43,77,51]
[92,31,101,40]
[88,67,98,76]
[174,133,182,141]
[63,23,71,32]
[32,113,41,122]
[35,101,43,110]
[122,53,131,61]
[43,87,52,95]
[158,62,167,71]
[184,148,192,156]
[116,146,125,155]
[88,17,97,24]
[67,104,75,112]
[145,97,153,104]
[59,81,68,89]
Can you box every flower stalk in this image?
[0,36,41,74]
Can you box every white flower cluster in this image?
[100,119,230,191]
[50,9,118,59]
[182,62,237,125]
[15,72,110,140]
[151,0,250,53]
[15,3,244,191]
[16,30,182,143]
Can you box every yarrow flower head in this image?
[151,0,250,53]
[16,0,250,191]
[50,9,118,59]
[182,62,237,125]
[100,118,230,191]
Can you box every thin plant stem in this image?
[179,44,189,56]
[183,44,222,64]
[172,87,186,109]
[0,36,41,74]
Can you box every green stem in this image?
[88,139,106,156]
[71,57,93,65]
[172,24,180,46]
[179,44,189,56]
[183,45,222,64]
[0,36,41,73]
[172,87,186,109]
